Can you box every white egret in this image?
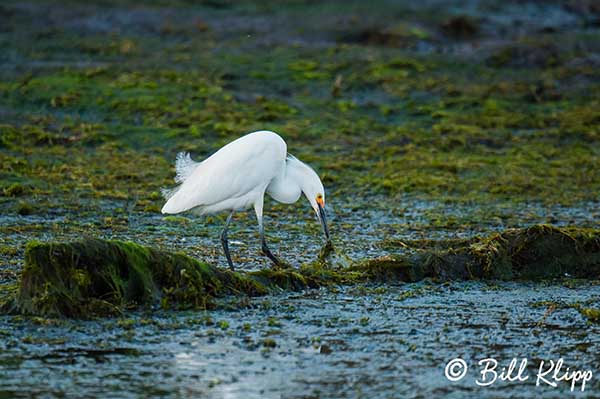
[161,130,330,270]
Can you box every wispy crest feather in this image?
[161,152,200,200]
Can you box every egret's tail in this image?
[160,152,200,213]
[175,152,199,183]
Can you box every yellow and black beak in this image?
[316,198,330,242]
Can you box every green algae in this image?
[1,20,599,215]
[357,255,425,282]
[9,239,265,318]
[2,183,28,197]
[374,225,600,281]
[530,299,600,324]
[15,201,34,216]
[3,224,600,318]
[579,307,600,323]
[0,284,18,314]
[249,268,312,292]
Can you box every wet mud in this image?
[1,282,599,398]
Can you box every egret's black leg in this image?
[220,211,235,271]
[260,227,282,267]
[254,197,283,268]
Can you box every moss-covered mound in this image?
[4,239,274,318]
[369,225,600,280]
[1,225,599,318]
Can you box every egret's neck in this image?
[266,156,310,204]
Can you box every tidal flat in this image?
[1,0,599,397]
[1,282,599,398]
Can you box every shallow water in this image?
[1,281,598,398]
[2,197,599,279]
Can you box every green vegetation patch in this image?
[372,225,600,280]
[5,239,268,318]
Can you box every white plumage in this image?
[161,130,329,269]
[174,152,199,184]
[162,131,286,215]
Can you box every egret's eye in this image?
[316,194,324,207]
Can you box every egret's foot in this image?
[262,248,282,267]
[261,242,287,269]
[223,254,235,271]
[268,258,293,270]
[261,238,281,266]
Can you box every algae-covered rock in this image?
[10,239,271,318]
[370,225,600,281]
[250,268,314,291]
[355,255,425,282]
[438,225,600,279]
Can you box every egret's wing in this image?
[161,137,283,214]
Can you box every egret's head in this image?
[313,192,330,242]
[299,165,330,242]
[286,154,330,242]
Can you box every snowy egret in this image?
[161,130,330,270]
